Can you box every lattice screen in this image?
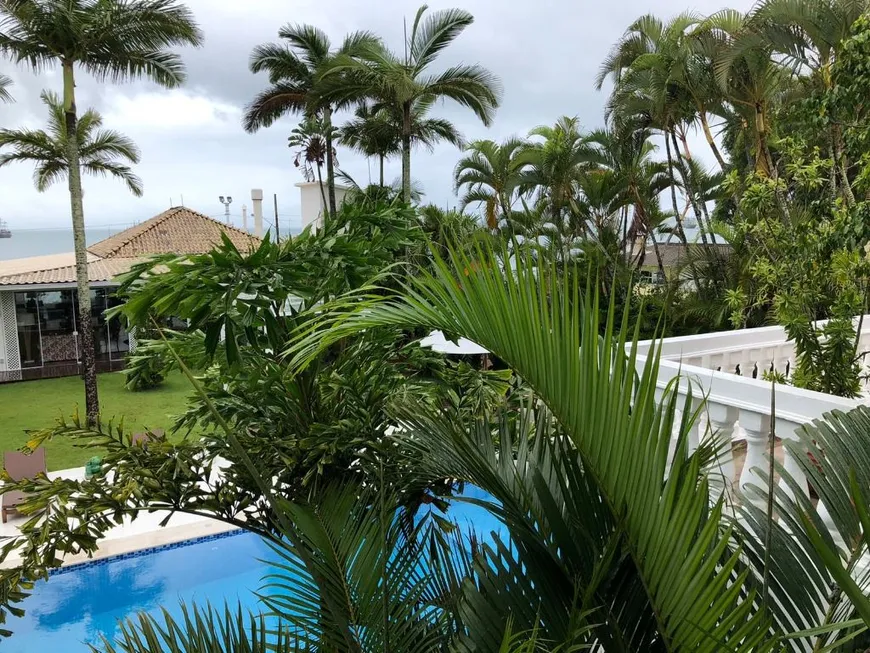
[0,292,21,381]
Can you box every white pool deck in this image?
[0,465,238,569]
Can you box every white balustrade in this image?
[636,316,869,512]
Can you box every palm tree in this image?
[0,71,11,103]
[243,24,379,217]
[586,125,672,276]
[453,137,526,229]
[340,98,463,188]
[747,0,870,203]
[520,116,596,226]
[319,5,502,204]
[287,116,331,215]
[0,0,202,425]
[703,9,791,179]
[0,90,142,195]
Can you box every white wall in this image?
[296,182,349,231]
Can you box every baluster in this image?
[707,402,738,497]
[738,409,772,506]
[777,420,809,501]
[680,396,702,455]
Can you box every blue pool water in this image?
[7,490,500,651]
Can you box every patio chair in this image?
[131,429,165,447]
[2,448,47,523]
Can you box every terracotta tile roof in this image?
[87,206,259,258]
[0,257,139,286]
[0,206,260,287]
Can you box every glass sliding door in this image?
[14,292,41,368]
[105,292,130,360]
[90,288,110,362]
[38,290,78,364]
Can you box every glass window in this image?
[38,290,78,363]
[15,292,41,368]
[106,292,130,360]
[90,288,110,361]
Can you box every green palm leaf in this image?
[90,602,299,653]
[287,240,777,650]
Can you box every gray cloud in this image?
[0,0,755,234]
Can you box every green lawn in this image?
[0,371,197,471]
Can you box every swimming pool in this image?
[7,490,499,651]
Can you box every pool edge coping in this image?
[50,526,247,576]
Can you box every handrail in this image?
[638,356,859,425]
[637,315,870,360]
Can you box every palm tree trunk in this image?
[754,104,775,178]
[316,163,328,229]
[664,133,688,247]
[379,154,385,187]
[63,61,99,426]
[699,112,727,171]
[323,106,337,217]
[651,237,667,282]
[402,101,412,204]
[834,123,855,208]
[670,131,712,248]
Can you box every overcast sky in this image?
[0,0,754,233]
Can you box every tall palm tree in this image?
[319,5,502,204]
[0,90,142,195]
[588,124,671,276]
[287,116,331,215]
[0,71,11,103]
[243,24,379,217]
[340,97,463,188]
[703,9,791,179]
[520,116,596,225]
[0,0,202,424]
[453,137,526,229]
[747,0,870,204]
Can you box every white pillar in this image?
[251,189,264,237]
[241,204,248,232]
[776,420,809,501]
[708,402,738,497]
[738,409,772,504]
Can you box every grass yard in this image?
[0,371,197,471]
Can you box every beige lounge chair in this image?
[131,429,165,447]
[2,448,47,523]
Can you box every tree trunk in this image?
[316,163,328,229]
[651,237,667,282]
[665,130,701,288]
[670,130,712,248]
[402,101,412,204]
[664,133,688,247]
[378,154,384,187]
[63,61,99,426]
[754,104,775,178]
[323,106,337,217]
[834,123,855,208]
[699,112,727,171]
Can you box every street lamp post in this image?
[218,195,233,224]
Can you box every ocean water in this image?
[6,488,499,651]
[0,228,129,261]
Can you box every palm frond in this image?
[90,601,298,653]
[410,6,474,72]
[288,240,778,650]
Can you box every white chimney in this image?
[251,189,264,237]
[241,204,248,232]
